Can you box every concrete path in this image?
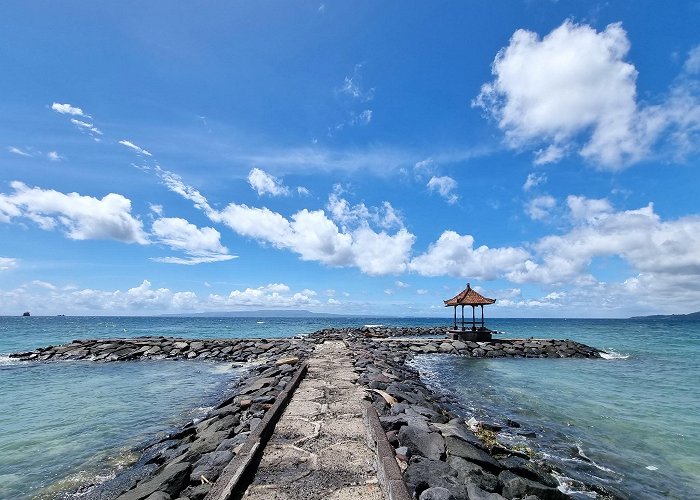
[242,341,383,500]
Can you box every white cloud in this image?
[247,168,290,197]
[410,231,531,280]
[384,289,394,295]
[8,146,32,157]
[159,167,413,275]
[119,140,152,156]
[0,280,325,314]
[0,257,18,271]
[327,298,340,305]
[338,63,375,102]
[71,119,103,136]
[209,283,319,309]
[51,102,89,117]
[31,280,57,290]
[351,109,373,126]
[526,195,556,220]
[395,280,410,288]
[474,20,700,169]
[151,217,235,265]
[427,176,458,204]
[509,197,700,285]
[413,159,436,180]
[523,172,547,191]
[0,181,147,244]
[297,186,310,196]
[327,192,403,231]
[685,45,700,74]
[416,289,428,295]
[47,151,63,161]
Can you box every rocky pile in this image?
[9,336,307,363]
[67,339,314,500]
[337,331,616,500]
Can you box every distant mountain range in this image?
[630,311,700,320]
[161,309,364,318]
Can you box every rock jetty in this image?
[11,327,614,499]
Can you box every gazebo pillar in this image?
[453,306,457,329]
[461,305,465,330]
[472,305,476,331]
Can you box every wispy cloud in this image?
[47,151,63,161]
[70,118,103,138]
[338,63,375,102]
[523,172,547,191]
[0,257,18,271]
[427,175,459,204]
[8,146,32,157]
[51,102,90,118]
[119,140,152,156]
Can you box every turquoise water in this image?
[413,318,700,499]
[1,316,698,499]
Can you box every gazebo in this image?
[444,283,496,341]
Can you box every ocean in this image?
[0,316,698,499]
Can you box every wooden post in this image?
[481,305,484,328]
[472,306,476,331]
[461,305,465,331]
[453,306,457,329]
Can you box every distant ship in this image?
[22,311,30,316]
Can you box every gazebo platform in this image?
[448,328,493,341]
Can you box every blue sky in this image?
[2,1,700,317]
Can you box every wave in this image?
[600,350,630,360]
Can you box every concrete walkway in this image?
[242,341,383,500]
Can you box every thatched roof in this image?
[444,283,496,307]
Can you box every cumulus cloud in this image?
[474,20,700,169]
[509,196,700,285]
[247,168,290,197]
[526,195,556,220]
[410,231,530,280]
[151,217,235,265]
[0,280,323,314]
[427,176,458,204]
[158,168,413,275]
[119,140,152,156]
[8,146,32,157]
[47,151,63,161]
[0,257,18,271]
[0,181,147,243]
[51,102,89,117]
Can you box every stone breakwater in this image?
[309,328,618,500]
[11,328,611,500]
[8,336,309,363]
[13,336,314,500]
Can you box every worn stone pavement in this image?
[242,341,383,500]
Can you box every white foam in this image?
[256,321,265,324]
[363,324,384,328]
[0,355,19,366]
[600,350,630,360]
[646,465,658,471]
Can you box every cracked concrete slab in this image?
[242,341,383,500]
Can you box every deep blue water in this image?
[1,316,698,499]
